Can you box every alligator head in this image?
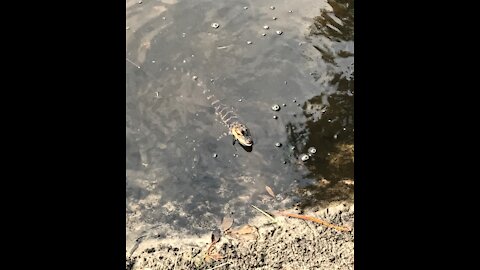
[230,122,253,147]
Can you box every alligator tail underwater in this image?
[193,75,254,147]
[127,58,254,148]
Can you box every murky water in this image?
[126,0,353,246]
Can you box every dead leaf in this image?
[235,225,256,235]
[278,212,351,232]
[220,216,234,232]
[228,225,258,241]
[211,229,221,243]
[265,186,275,197]
[205,229,223,262]
[205,252,223,262]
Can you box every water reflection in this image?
[288,0,354,209]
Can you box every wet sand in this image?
[126,201,353,269]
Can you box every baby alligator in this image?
[193,76,253,147]
[126,58,253,147]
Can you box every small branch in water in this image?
[126,58,141,69]
[278,212,351,232]
[251,205,276,223]
[127,235,146,257]
[217,45,232,50]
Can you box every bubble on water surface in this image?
[271,104,280,111]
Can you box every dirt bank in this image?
[126,201,354,269]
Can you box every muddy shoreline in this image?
[126,201,353,269]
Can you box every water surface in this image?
[126,0,354,247]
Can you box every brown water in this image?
[126,0,353,246]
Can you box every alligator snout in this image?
[241,137,253,146]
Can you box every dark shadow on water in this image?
[239,144,253,152]
[232,137,253,152]
[288,0,354,209]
